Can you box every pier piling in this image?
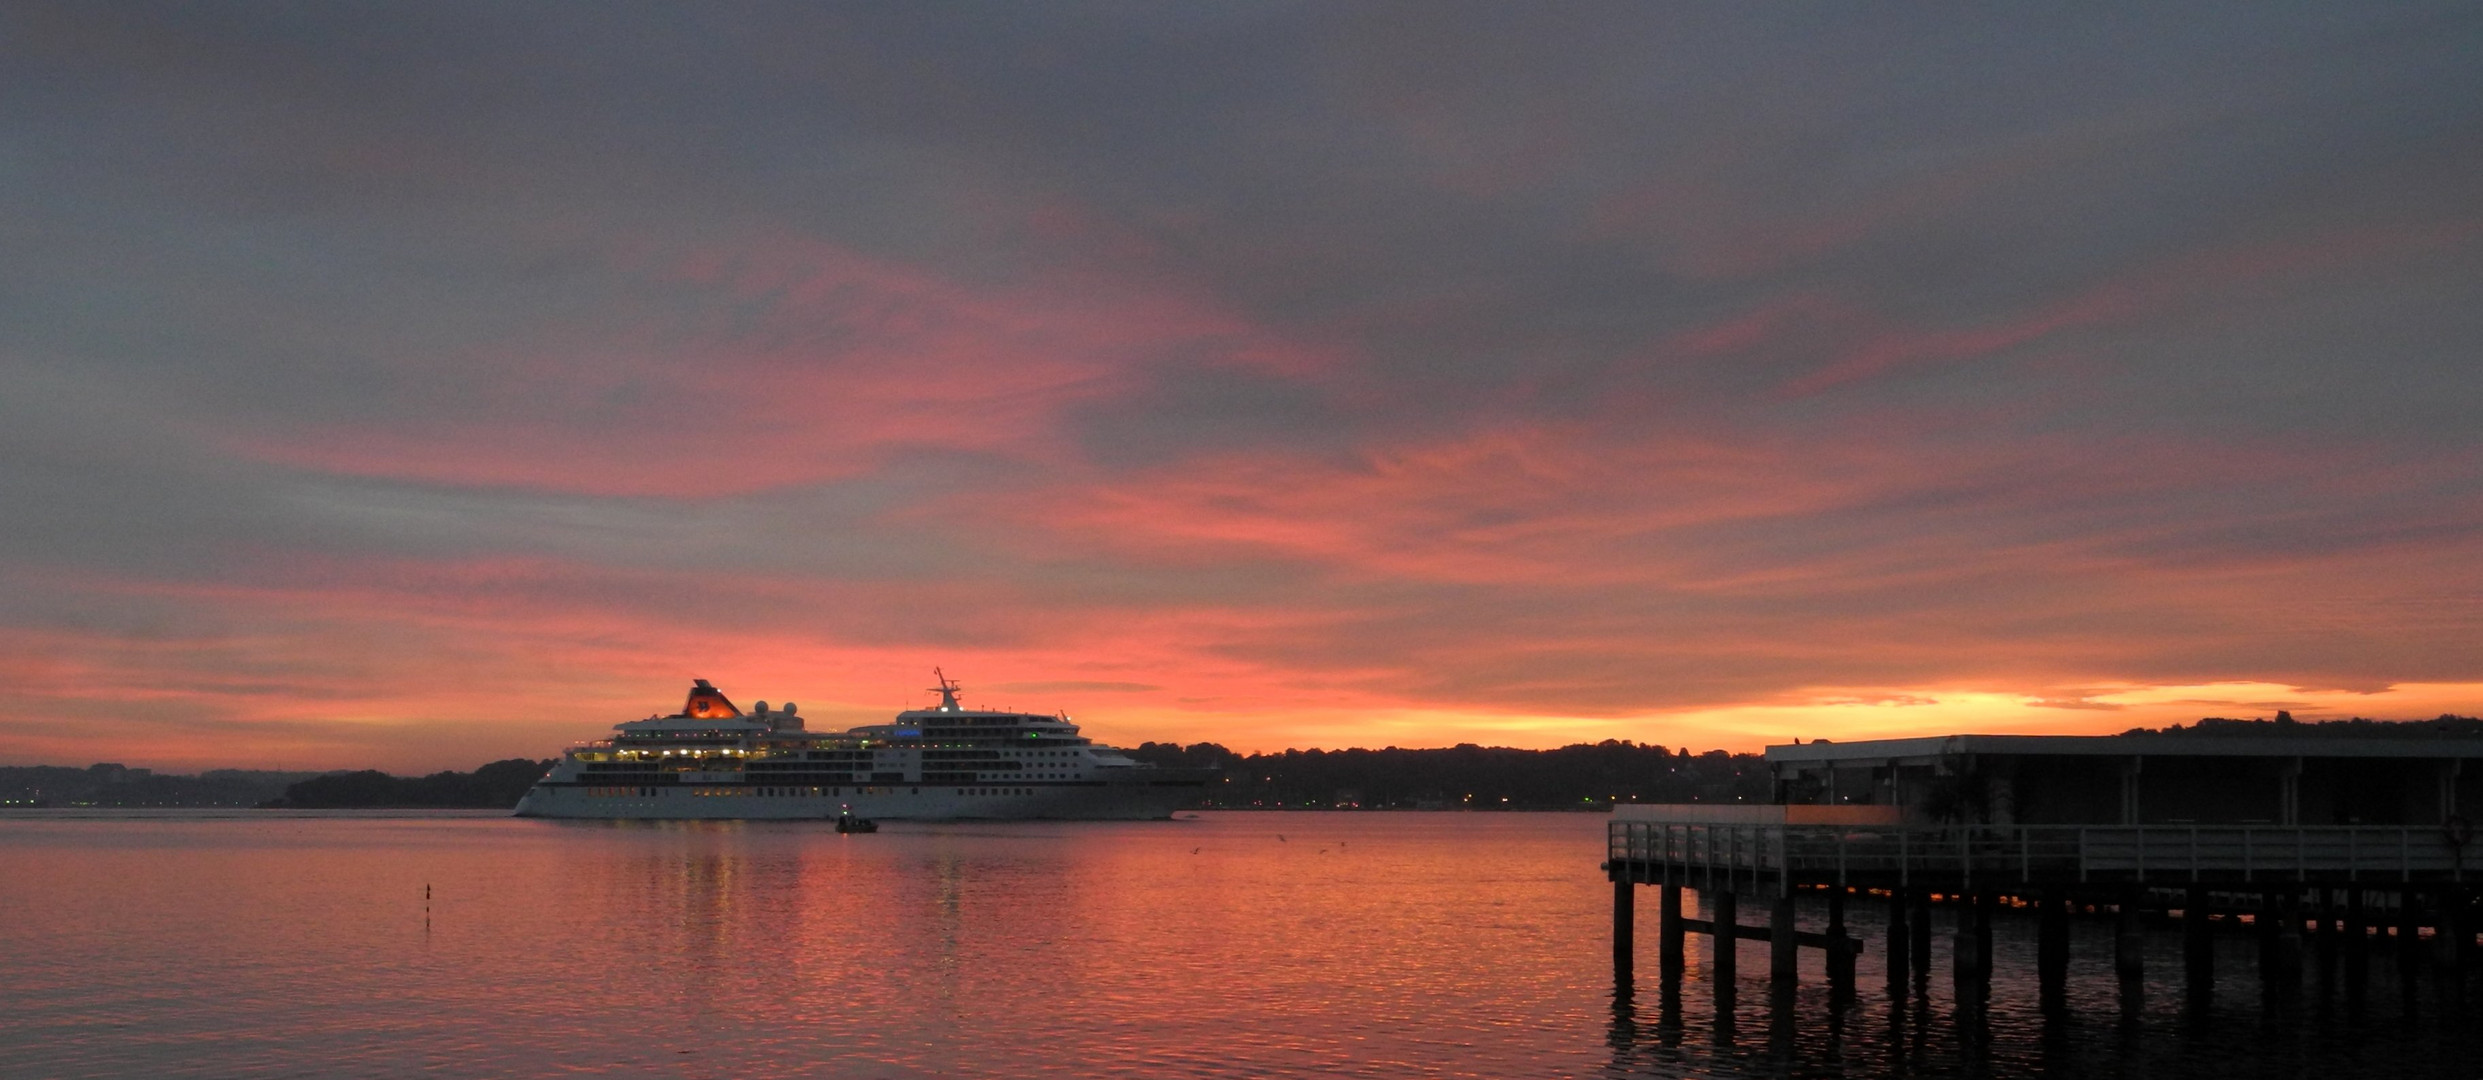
[2115,888,2146,982]
[1711,890,1739,988]
[1826,889,1854,990]
[1659,884,1685,978]
[2397,888,2424,981]
[1908,890,1933,976]
[2183,885,2214,996]
[2268,889,2305,987]
[1770,895,1798,983]
[2315,887,2339,982]
[1953,891,1984,992]
[2037,888,2069,1003]
[1613,875,1635,979]
[2437,887,2470,971]
[1885,889,1912,988]
[1976,891,1996,982]
[2344,886,2371,996]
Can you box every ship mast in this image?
[928,668,963,711]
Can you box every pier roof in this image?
[1764,733,2483,766]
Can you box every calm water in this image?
[2,811,2477,1079]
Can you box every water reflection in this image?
[4,813,2480,1079]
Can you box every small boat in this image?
[835,811,878,834]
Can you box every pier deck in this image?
[1609,816,2475,893]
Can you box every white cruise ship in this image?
[513,673,1213,821]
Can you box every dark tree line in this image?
[1131,715,2483,811]
[1126,740,1773,810]
[2126,713,2483,739]
[0,764,319,808]
[260,759,553,809]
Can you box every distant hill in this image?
[0,763,324,808]
[259,759,554,809]
[2121,713,2483,739]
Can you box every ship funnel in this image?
[681,679,742,719]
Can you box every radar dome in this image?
[782,702,797,715]
[752,700,769,715]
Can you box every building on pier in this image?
[1766,733,2483,826]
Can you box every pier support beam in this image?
[1953,891,1986,993]
[1885,889,1912,988]
[2037,888,2070,1004]
[2397,888,2424,981]
[2439,887,2471,971]
[1908,889,1933,976]
[1826,889,1853,990]
[1659,884,1685,978]
[1771,895,1798,983]
[2343,886,2369,997]
[2267,889,2304,988]
[1712,890,1739,987]
[1977,891,1997,982]
[2314,887,2338,983]
[1614,876,1635,980]
[2183,885,2214,998]
[2116,888,2146,982]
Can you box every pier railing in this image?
[1608,820,2472,890]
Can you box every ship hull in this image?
[513,774,1209,822]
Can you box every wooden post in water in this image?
[1614,875,1635,981]
[2438,887,2471,971]
[2458,888,2478,971]
[1976,891,1997,983]
[1885,888,1912,988]
[2343,886,2366,949]
[2313,886,2338,982]
[2183,885,2214,996]
[1771,894,1798,983]
[2037,888,2070,1003]
[1908,889,1933,975]
[2343,886,2369,993]
[1712,890,1739,988]
[2115,887,2146,982]
[2269,888,2305,986]
[2397,888,2424,982]
[1952,891,1983,991]
[1826,888,1853,990]
[1659,884,1686,978]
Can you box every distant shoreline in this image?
[11,714,2475,812]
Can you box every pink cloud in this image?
[1656,215,2483,398]
[219,237,1339,497]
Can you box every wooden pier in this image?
[1608,806,2481,997]
[1604,732,2483,1001]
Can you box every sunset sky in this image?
[5,3,2482,772]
